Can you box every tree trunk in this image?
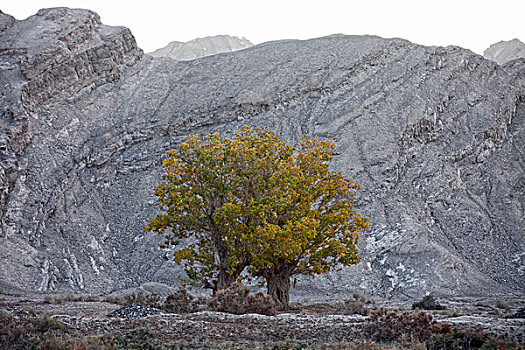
[216,269,238,291]
[267,271,291,311]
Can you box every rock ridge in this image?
[0,8,142,221]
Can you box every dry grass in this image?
[208,283,277,316]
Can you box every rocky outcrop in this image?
[484,38,525,65]
[148,35,252,60]
[0,8,523,299]
[0,8,142,292]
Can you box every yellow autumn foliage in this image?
[146,126,369,293]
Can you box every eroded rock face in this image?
[0,8,523,298]
[0,8,143,293]
[148,35,252,60]
[484,38,525,65]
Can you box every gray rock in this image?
[508,309,525,319]
[484,38,525,65]
[107,303,164,319]
[0,8,523,301]
[148,35,252,60]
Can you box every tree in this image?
[145,126,294,292]
[240,136,369,310]
[146,126,369,309]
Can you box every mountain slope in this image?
[0,8,523,298]
[148,35,252,60]
[484,38,525,65]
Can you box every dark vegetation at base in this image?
[1,308,522,350]
[207,284,277,316]
[102,288,379,318]
[365,307,450,343]
[0,310,163,349]
[342,292,376,316]
[163,289,206,314]
[412,295,447,311]
[426,329,523,350]
[1,292,523,350]
[103,289,208,314]
[104,285,278,316]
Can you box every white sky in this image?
[2,0,524,54]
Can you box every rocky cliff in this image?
[484,38,525,65]
[0,8,523,299]
[148,35,252,60]
[0,8,143,293]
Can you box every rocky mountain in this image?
[148,35,252,60]
[484,38,525,65]
[0,8,523,299]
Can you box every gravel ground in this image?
[1,295,524,349]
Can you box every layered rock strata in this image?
[0,8,142,292]
[0,8,523,299]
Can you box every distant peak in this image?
[484,38,525,65]
[148,35,253,60]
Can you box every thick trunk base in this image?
[267,273,290,311]
[216,270,238,291]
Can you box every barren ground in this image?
[1,294,523,349]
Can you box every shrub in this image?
[103,295,122,304]
[343,340,381,350]
[42,295,64,304]
[0,310,71,349]
[365,308,452,343]
[427,328,522,350]
[342,292,374,316]
[271,341,308,349]
[62,293,97,302]
[474,301,490,308]
[123,291,162,308]
[412,295,446,310]
[162,288,205,314]
[82,294,98,302]
[495,300,510,311]
[103,329,159,350]
[0,310,161,349]
[208,284,277,316]
[64,293,76,302]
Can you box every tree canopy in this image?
[146,126,369,309]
